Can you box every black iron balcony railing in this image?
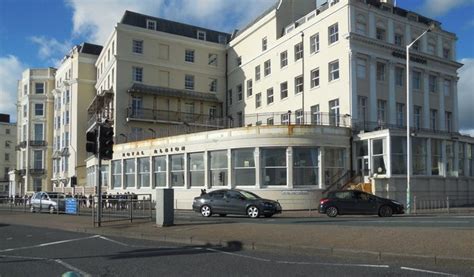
[352,120,458,136]
[29,168,45,175]
[126,108,227,128]
[18,169,26,176]
[16,141,27,149]
[29,140,47,147]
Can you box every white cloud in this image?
[30,36,72,66]
[458,58,474,132]
[65,0,276,44]
[420,0,474,17]
[0,55,25,122]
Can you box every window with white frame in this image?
[185,74,194,90]
[247,79,253,97]
[280,51,288,68]
[280,81,288,99]
[377,100,386,123]
[262,37,267,51]
[147,19,156,30]
[357,58,366,79]
[329,60,339,81]
[209,150,227,187]
[34,123,43,141]
[311,68,320,88]
[394,33,403,46]
[294,42,303,61]
[443,79,451,96]
[372,139,387,174]
[376,62,385,81]
[262,148,287,186]
[209,78,217,92]
[197,30,206,40]
[185,49,195,63]
[329,99,340,126]
[445,111,452,132]
[396,103,404,127]
[255,65,261,81]
[311,104,321,125]
[132,66,143,82]
[189,152,205,187]
[358,96,367,123]
[430,109,437,131]
[376,27,386,41]
[267,88,274,105]
[218,35,227,44]
[255,93,261,108]
[170,154,185,187]
[137,157,150,188]
[328,23,339,44]
[232,149,255,186]
[35,103,44,116]
[429,75,437,93]
[412,71,421,90]
[395,67,404,86]
[237,84,243,101]
[228,89,233,105]
[153,156,166,187]
[132,40,143,54]
[295,75,303,94]
[33,150,43,169]
[208,53,218,66]
[264,59,271,76]
[310,33,319,53]
[281,113,290,125]
[414,106,422,129]
[295,109,304,125]
[35,83,44,94]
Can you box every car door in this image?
[31,193,40,209]
[207,190,226,213]
[224,191,247,215]
[334,191,357,214]
[353,191,377,214]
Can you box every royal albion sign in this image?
[392,51,428,65]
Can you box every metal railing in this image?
[127,107,227,127]
[92,193,153,225]
[413,196,474,214]
[352,120,458,136]
[29,140,47,147]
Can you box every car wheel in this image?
[30,205,35,213]
[326,206,338,217]
[247,206,260,218]
[218,214,227,217]
[200,205,212,217]
[264,214,273,218]
[49,205,55,214]
[379,206,393,217]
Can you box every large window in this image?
[325,148,345,185]
[185,74,195,90]
[185,49,195,63]
[294,42,303,61]
[153,156,167,187]
[468,144,473,177]
[132,67,143,82]
[413,138,427,175]
[396,103,404,127]
[280,82,288,99]
[247,79,253,97]
[189,152,205,187]
[232,149,255,186]
[376,62,385,81]
[280,51,288,68]
[267,88,274,105]
[395,67,404,86]
[446,141,455,177]
[412,71,421,90]
[261,148,286,186]
[264,60,271,76]
[255,65,261,81]
[295,75,303,94]
[310,33,319,53]
[124,159,136,188]
[311,68,320,88]
[377,100,387,123]
[35,83,44,94]
[328,23,339,44]
[208,53,218,66]
[170,154,185,187]
[414,106,422,129]
[329,60,339,81]
[329,99,340,126]
[391,137,406,175]
[33,150,43,169]
[430,109,437,131]
[372,139,386,175]
[459,143,465,177]
[35,103,44,116]
[357,58,366,79]
[138,158,150,188]
[210,150,227,187]
[293,148,319,187]
[34,123,43,141]
[311,104,321,125]
[431,139,442,176]
[255,93,262,108]
[132,40,143,54]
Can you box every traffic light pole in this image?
[97,125,102,227]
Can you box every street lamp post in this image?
[406,23,435,214]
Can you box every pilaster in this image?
[369,56,377,122]
[388,61,396,125]
[438,75,446,131]
[422,71,430,129]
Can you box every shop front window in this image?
[189,152,205,187]
[210,150,227,187]
[446,141,455,177]
[372,139,386,175]
[153,156,167,187]
[325,148,345,185]
[137,158,150,188]
[262,148,286,186]
[431,139,442,176]
[391,137,406,175]
[170,154,185,187]
[232,149,255,186]
[412,138,427,175]
[293,148,319,186]
[124,159,136,188]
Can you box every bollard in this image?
[447,196,450,214]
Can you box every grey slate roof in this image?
[121,10,231,44]
[128,83,220,102]
[79,43,103,55]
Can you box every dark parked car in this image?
[192,189,282,218]
[319,190,404,217]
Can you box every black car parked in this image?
[192,189,282,218]
[319,190,404,217]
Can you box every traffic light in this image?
[86,129,98,154]
[99,125,114,160]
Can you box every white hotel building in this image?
[84,0,473,209]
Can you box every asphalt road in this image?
[0,224,472,277]
[174,211,474,229]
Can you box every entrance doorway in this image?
[357,157,370,183]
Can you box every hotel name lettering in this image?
[392,51,427,65]
[122,146,186,157]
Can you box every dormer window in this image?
[146,19,156,30]
[197,30,206,41]
[218,35,227,44]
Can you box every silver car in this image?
[30,192,66,213]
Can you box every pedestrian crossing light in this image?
[100,125,114,160]
[86,129,98,154]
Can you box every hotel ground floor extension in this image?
[82,124,474,210]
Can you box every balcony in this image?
[61,147,70,156]
[18,169,26,176]
[352,120,458,136]
[16,141,27,150]
[127,108,227,128]
[29,140,47,147]
[29,168,46,175]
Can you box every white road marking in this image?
[0,235,100,253]
[0,254,91,276]
[97,235,130,247]
[400,266,457,276]
[26,235,32,237]
[351,220,469,224]
[6,237,12,240]
[205,247,271,262]
[276,260,390,268]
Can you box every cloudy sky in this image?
[0,0,473,134]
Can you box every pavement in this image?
[1,209,473,267]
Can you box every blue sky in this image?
[0,0,473,132]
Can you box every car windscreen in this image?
[47,193,65,199]
[240,191,261,200]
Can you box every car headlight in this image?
[391,201,401,206]
[263,202,274,207]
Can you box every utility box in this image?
[156,189,174,227]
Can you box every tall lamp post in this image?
[406,23,435,214]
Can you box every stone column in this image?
[369,56,377,123]
[227,149,232,188]
[387,18,394,44]
[405,24,411,47]
[423,72,430,129]
[437,35,443,58]
[350,51,358,122]
[438,75,446,131]
[388,61,396,125]
[453,78,459,132]
[369,12,376,39]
